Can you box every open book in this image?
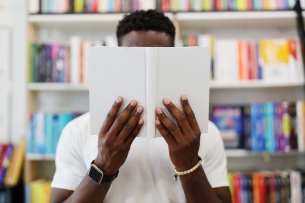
[89,47,210,138]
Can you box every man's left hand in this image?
[155,95,201,171]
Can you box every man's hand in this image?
[94,97,144,175]
[155,95,200,171]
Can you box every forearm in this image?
[64,175,111,203]
[180,166,222,203]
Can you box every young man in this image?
[51,10,231,203]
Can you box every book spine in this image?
[0,144,13,186]
[51,43,60,82]
[0,145,9,181]
[52,115,59,154]
[35,112,46,154]
[79,43,84,83]
[297,101,304,151]
[266,103,275,152]
[228,0,235,10]
[216,0,222,10]
[92,0,98,12]
[258,104,265,151]
[58,45,65,83]
[250,104,258,151]
[273,103,281,151]
[45,113,53,154]
[256,42,262,80]
[233,174,241,203]
[243,105,252,150]
[70,36,81,84]
[250,42,257,79]
[69,0,75,12]
[239,41,249,80]
[247,42,252,80]
[64,47,70,83]
[241,175,248,202]
[288,39,297,81]
[30,44,37,82]
[265,175,270,203]
[29,0,40,14]
[223,0,228,10]
[74,0,84,13]
[37,45,46,82]
[253,0,261,9]
[45,44,53,82]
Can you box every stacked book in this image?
[182,35,300,82]
[228,170,304,203]
[29,0,155,14]
[25,179,51,203]
[210,102,301,152]
[27,112,83,155]
[159,0,297,12]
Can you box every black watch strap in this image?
[89,160,119,183]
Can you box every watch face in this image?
[89,165,103,184]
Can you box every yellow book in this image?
[260,40,289,66]
[74,0,84,13]
[30,179,46,203]
[202,0,211,11]
[5,139,26,186]
[236,0,246,10]
[265,0,271,10]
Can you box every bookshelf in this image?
[24,9,305,188]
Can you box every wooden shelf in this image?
[28,81,304,91]
[26,153,56,161]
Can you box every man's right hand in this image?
[94,97,144,176]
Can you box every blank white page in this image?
[156,47,210,136]
[90,47,147,137]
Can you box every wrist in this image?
[93,159,118,176]
[175,157,199,171]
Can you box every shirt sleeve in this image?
[199,122,229,188]
[51,122,87,190]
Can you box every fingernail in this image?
[138,119,144,125]
[181,94,187,100]
[163,98,170,105]
[156,108,162,114]
[130,100,137,106]
[116,97,122,103]
[155,120,160,125]
[137,106,143,113]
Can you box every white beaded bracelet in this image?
[174,156,202,181]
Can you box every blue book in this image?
[59,46,65,83]
[45,113,53,154]
[256,43,262,80]
[265,103,275,152]
[241,175,248,202]
[35,112,46,154]
[52,115,59,154]
[25,184,31,203]
[27,114,35,153]
[250,104,258,151]
[283,0,289,9]
[257,104,265,151]
[0,144,13,186]
[108,0,113,12]
[210,106,244,149]
[53,113,73,153]
[253,0,261,10]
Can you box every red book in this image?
[238,41,249,80]
[0,145,9,177]
[92,0,98,13]
[188,35,197,46]
[288,39,297,61]
[250,42,258,79]
[247,0,253,10]
[233,173,241,203]
[269,174,275,203]
[247,43,252,80]
[258,173,266,203]
[216,0,223,11]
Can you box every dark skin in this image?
[51,30,232,203]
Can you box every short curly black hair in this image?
[116,10,176,46]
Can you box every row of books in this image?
[160,0,298,12]
[29,0,300,14]
[0,141,26,189]
[28,36,117,83]
[210,102,300,152]
[25,179,51,203]
[182,35,299,81]
[228,169,304,203]
[29,0,154,14]
[27,112,83,154]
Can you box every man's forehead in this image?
[119,30,172,47]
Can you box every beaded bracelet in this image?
[174,156,202,181]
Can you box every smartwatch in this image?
[88,160,119,184]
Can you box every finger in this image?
[118,106,143,141]
[100,97,123,135]
[155,120,177,146]
[124,119,144,146]
[163,98,192,134]
[155,107,184,143]
[180,95,201,137]
[108,100,138,136]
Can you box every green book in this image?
[223,0,228,10]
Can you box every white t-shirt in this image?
[52,112,229,203]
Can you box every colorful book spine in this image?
[265,103,275,152]
[0,144,13,186]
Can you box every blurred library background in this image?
[1,0,305,202]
